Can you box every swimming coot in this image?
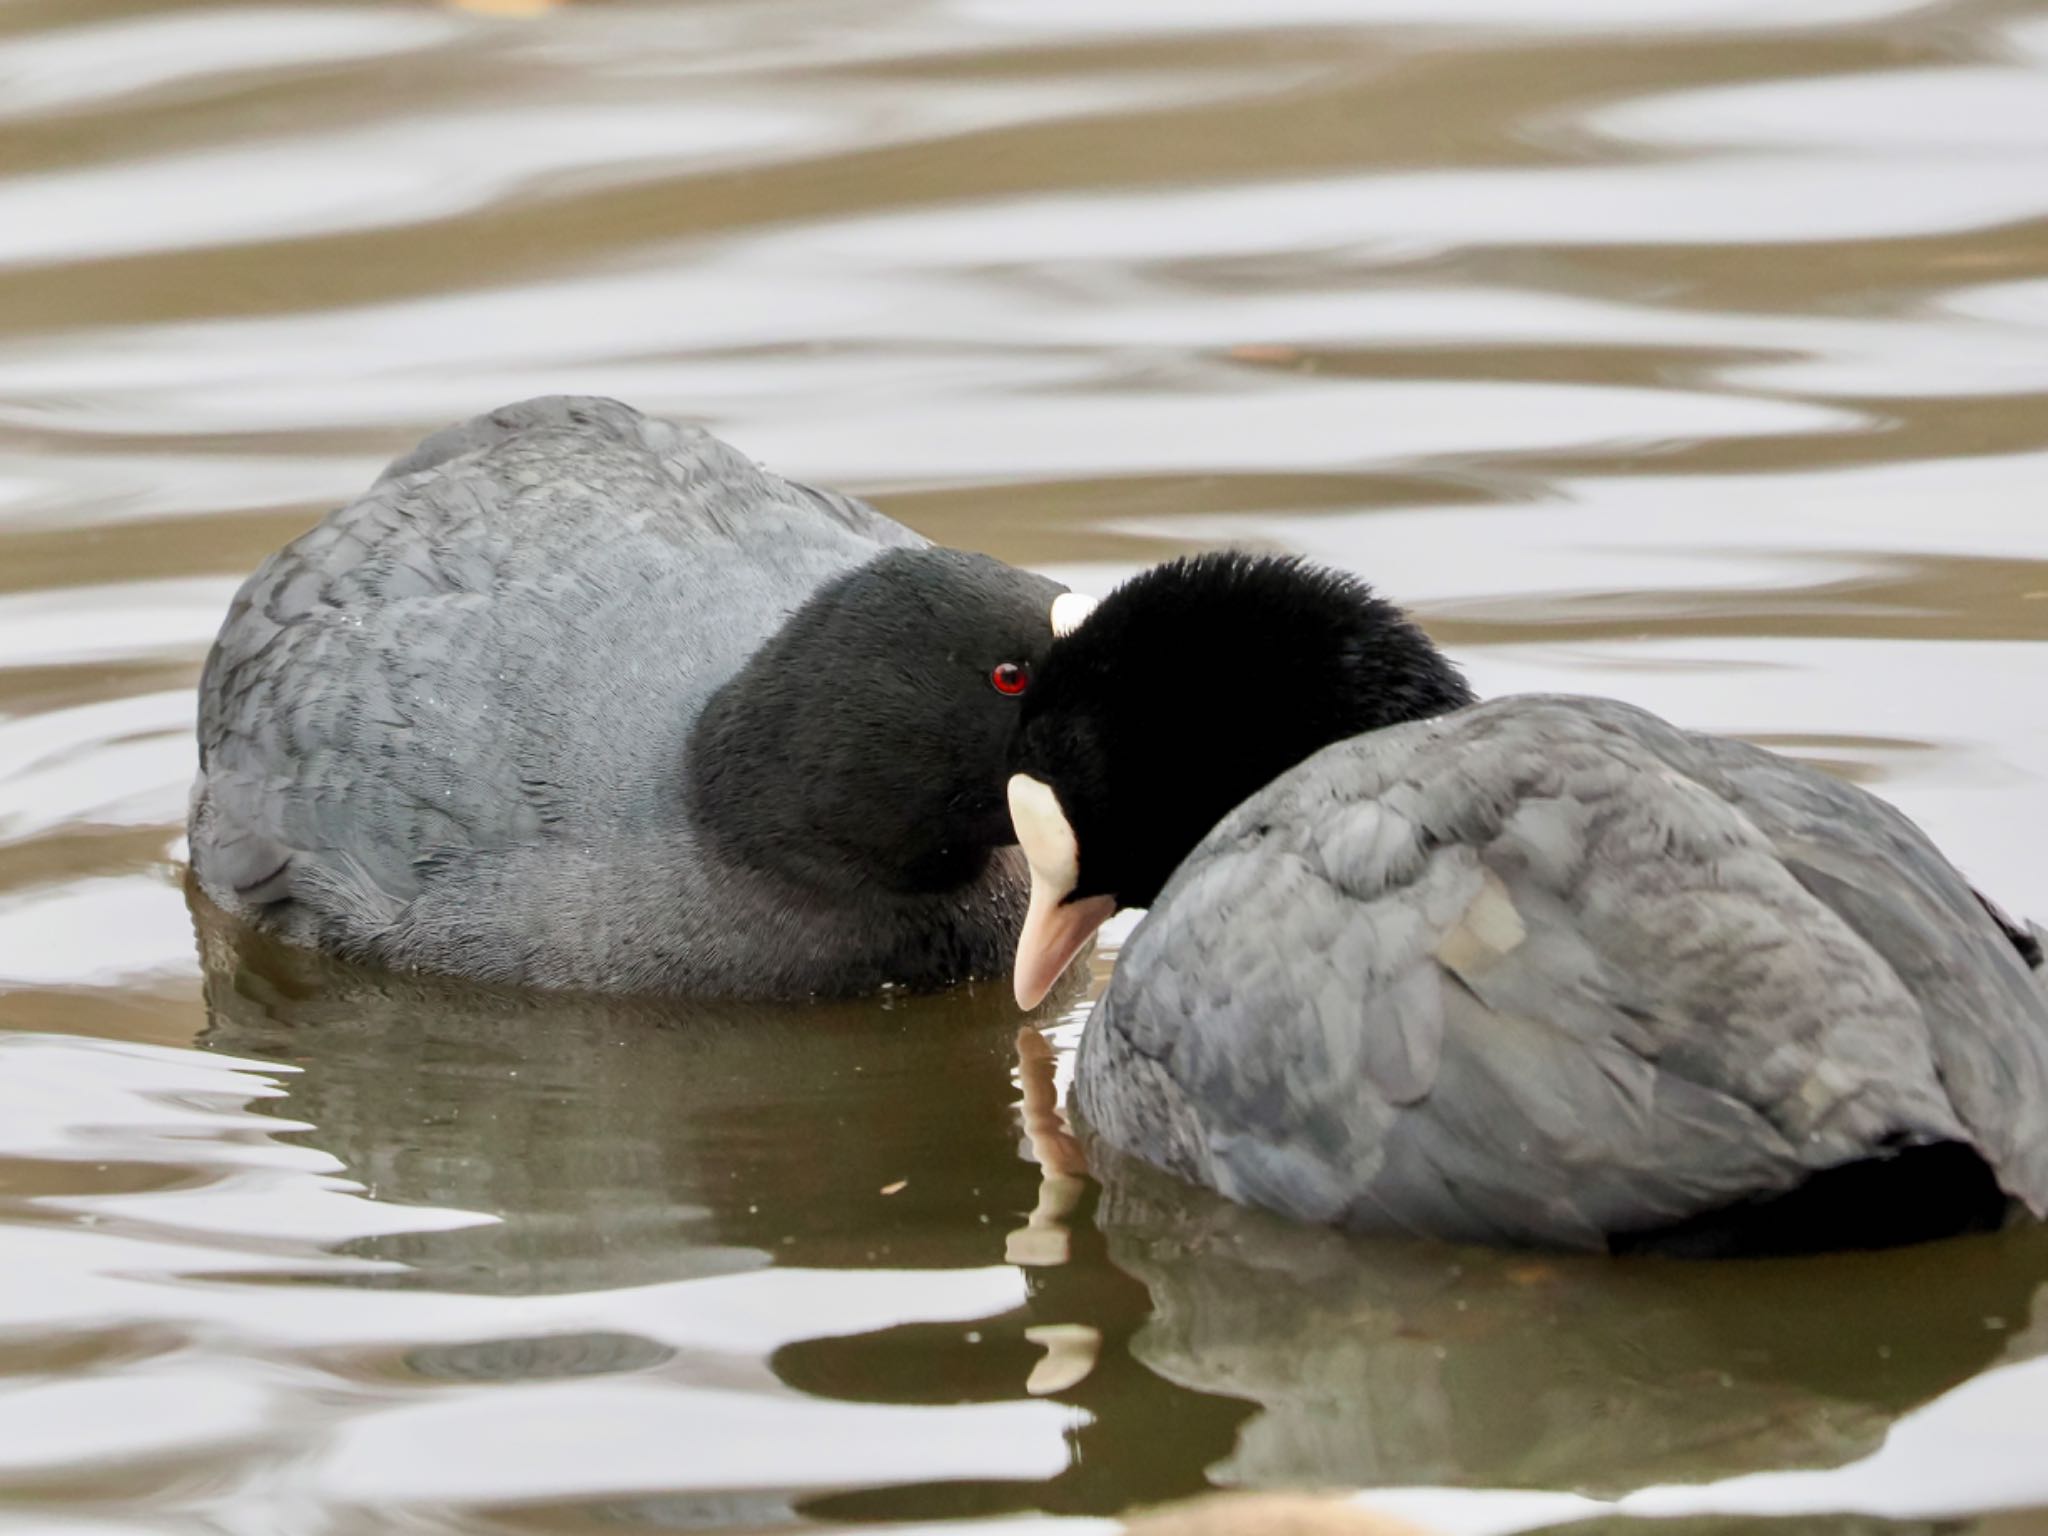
[192,396,1092,998]
[1008,552,2048,1252]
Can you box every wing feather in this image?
[1079,695,2048,1245]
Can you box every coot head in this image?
[692,547,1096,900]
[1006,552,1474,1007]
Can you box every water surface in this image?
[2,0,2047,1531]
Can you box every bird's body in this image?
[1008,553,2048,1253]
[1077,695,2048,1251]
[192,397,1064,997]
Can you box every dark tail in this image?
[1611,1142,2011,1259]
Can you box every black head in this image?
[690,546,1086,897]
[1005,551,1474,1006]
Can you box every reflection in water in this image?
[1011,1024,1093,1270]
[195,902,1046,1291]
[193,901,1247,1524]
[188,903,2048,1528]
[1092,1142,2048,1498]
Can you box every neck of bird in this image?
[686,685,991,901]
[1243,620,1476,781]
[1167,623,1475,889]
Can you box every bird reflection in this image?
[189,899,2048,1522]
[1010,1024,1103,1394]
[190,896,1247,1522]
[1008,1023,1091,1269]
[1091,1137,2048,1495]
[191,897,1047,1292]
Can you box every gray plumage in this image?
[1077,695,2048,1249]
[192,396,1054,996]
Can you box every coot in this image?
[1008,552,2048,1252]
[192,396,1091,997]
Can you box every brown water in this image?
[2,1,2048,1532]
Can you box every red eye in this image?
[990,662,1030,696]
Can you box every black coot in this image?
[1009,552,2048,1253]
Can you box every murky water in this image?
[3,0,2047,1532]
